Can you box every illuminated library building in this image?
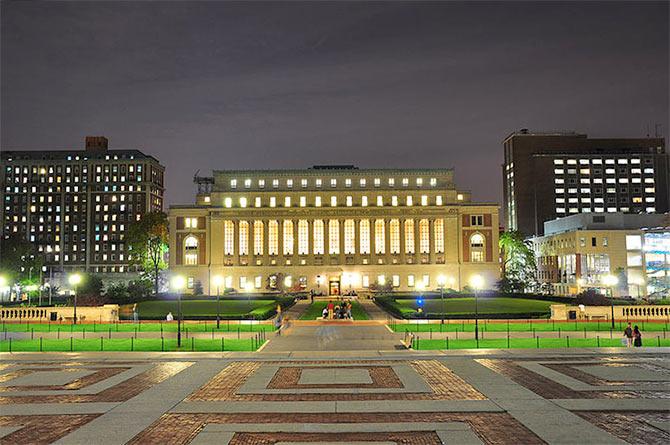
[169,166,499,295]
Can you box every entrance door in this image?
[329,279,340,296]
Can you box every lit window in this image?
[313,220,324,255]
[345,178,352,187]
[328,220,340,254]
[470,233,485,262]
[185,217,198,229]
[255,197,262,207]
[270,197,276,207]
[392,275,400,287]
[567,159,577,165]
[389,219,400,254]
[404,219,415,254]
[300,196,307,207]
[626,235,642,250]
[457,194,464,201]
[284,196,291,207]
[259,179,265,188]
[359,178,366,187]
[244,179,251,188]
[422,275,430,287]
[580,168,590,174]
[273,179,279,188]
[436,196,443,206]
[359,219,370,254]
[330,196,337,207]
[346,196,353,207]
[376,196,383,206]
[344,219,355,254]
[430,178,437,186]
[239,276,247,289]
[253,221,264,256]
[301,179,308,188]
[239,221,249,255]
[184,235,198,265]
[419,219,430,253]
[421,195,428,206]
[268,220,279,255]
[377,275,386,286]
[240,197,248,208]
[388,178,395,187]
[316,179,322,188]
[554,168,564,174]
[224,197,232,208]
[374,221,385,254]
[283,220,294,255]
[408,274,415,287]
[230,179,237,189]
[255,276,262,288]
[362,275,369,288]
[330,178,337,187]
[434,218,444,253]
[315,196,322,207]
[553,159,564,165]
[374,178,381,187]
[361,196,368,207]
[391,196,398,206]
[224,221,234,255]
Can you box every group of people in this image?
[623,322,643,347]
[322,300,354,320]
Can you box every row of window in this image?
[553,158,651,165]
[229,177,440,190]
[220,194,456,209]
[182,220,487,264]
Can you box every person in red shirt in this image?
[327,301,334,320]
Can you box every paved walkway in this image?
[262,323,403,352]
[1,348,668,444]
[359,298,391,321]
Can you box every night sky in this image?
[2,1,668,207]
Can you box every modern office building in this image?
[531,213,669,298]
[169,166,499,294]
[0,136,165,284]
[503,130,668,236]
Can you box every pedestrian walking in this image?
[623,322,633,347]
[633,325,642,347]
[132,303,139,323]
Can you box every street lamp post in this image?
[212,276,224,329]
[171,276,186,348]
[437,275,447,324]
[603,274,619,329]
[68,273,82,325]
[469,275,484,345]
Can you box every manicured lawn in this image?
[0,337,265,352]
[120,299,278,319]
[0,321,273,333]
[300,300,369,320]
[411,336,670,350]
[396,297,553,315]
[391,320,669,333]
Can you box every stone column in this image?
[399,218,406,263]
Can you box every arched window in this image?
[184,235,199,265]
[470,233,485,262]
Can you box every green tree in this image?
[499,231,538,293]
[126,211,168,295]
[0,234,43,286]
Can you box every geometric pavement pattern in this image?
[0,352,668,444]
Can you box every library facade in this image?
[168,166,499,295]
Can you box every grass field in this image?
[0,321,273,333]
[391,320,669,333]
[393,297,553,317]
[411,336,670,350]
[120,299,278,319]
[299,300,370,320]
[0,337,265,352]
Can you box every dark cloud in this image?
[2,1,668,206]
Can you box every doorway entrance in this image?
[329,279,340,296]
